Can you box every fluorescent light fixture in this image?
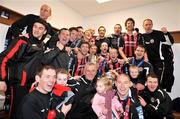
[96,0,112,4]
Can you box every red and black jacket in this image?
[0,34,44,87]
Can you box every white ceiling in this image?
[61,0,168,17]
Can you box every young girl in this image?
[92,77,123,119]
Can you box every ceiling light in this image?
[96,0,112,4]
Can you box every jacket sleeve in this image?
[10,14,36,38]
[92,94,104,117]
[164,32,174,45]
[144,91,172,118]
[41,47,61,64]
[0,38,27,81]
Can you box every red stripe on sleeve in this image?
[21,70,27,86]
[1,39,27,80]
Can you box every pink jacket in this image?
[92,91,113,119]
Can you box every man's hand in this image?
[0,81,7,92]
[138,96,147,107]
[161,27,168,34]
[61,104,72,116]
[56,41,64,50]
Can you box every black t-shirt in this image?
[17,89,50,119]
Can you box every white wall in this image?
[170,44,180,99]
[84,0,180,35]
[1,0,84,29]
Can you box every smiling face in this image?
[36,68,56,94]
[80,43,89,56]
[129,66,139,79]
[56,73,68,86]
[84,63,97,81]
[115,74,131,99]
[146,76,158,92]
[135,46,145,59]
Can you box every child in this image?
[129,65,145,91]
[48,68,74,119]
[92,77,123,119]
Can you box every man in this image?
[42,28,70,70]
[139,74,173,119]
[107,48,124,74]
[68,41,90,77]
[0,18,49,119]
[108,24,123,57]
[16,65,72,119]
[66,63,98,119]
[123,45,154,91]
[119,18,144,61]
[66,27,81,54]
[95,26,110,54]
[142,19,173,88]
[77,26,84,40]
[113,74,144,119]
[5,4,55,49]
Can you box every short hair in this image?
[125,18,135,26]
[84,62,98,70]
[90,44,97,48]
[136,45,146,52]
[134,28,139,33]
[59,28,69,34]
[69,27,78,32]
[34,18,49,30]
[97,76,112,91]
[98,26,106,32]
[129,65,139,71]
[143,19,153,24]
[56,68,68,75]
[77,26,83,29]
[116,73,130,81]
[36,65,56,77]
[109,48,118,53]
[114,24,122,29]
[146,73,158,80]
[80,41,90,48]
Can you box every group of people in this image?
[0,4,175,119]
